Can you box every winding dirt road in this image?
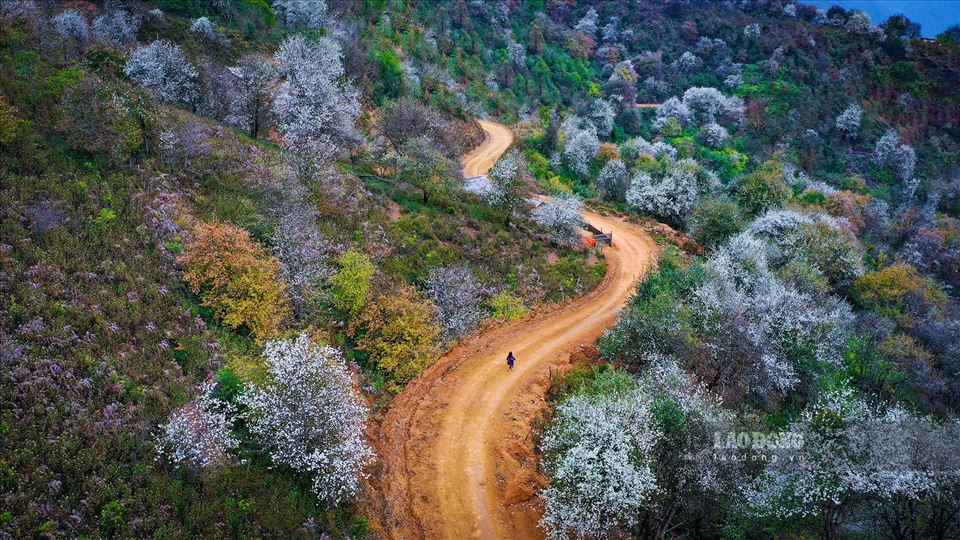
[460,119,515,178]
[365,121,658,539]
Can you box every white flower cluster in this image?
[595,159,629,201]
[626,161,707,227]
[835,103,862,136]
[93,8,139,49]
[240,335,373,506]
[874,130,917,185]
[534,193,585,245]
[52,9,90,44]
[655,87,745,130]
[273,0,328,30]
[693,233,852,394]
[746,385,960,519]
[157,381,239,472]
[540,357,736,539]
[124,40,199,104]
[273,35,361,155]
[426,266,484,341]
[561,119,600,180]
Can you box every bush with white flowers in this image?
[240,335,372,505]
[157,381,239,472]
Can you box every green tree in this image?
[736,160,791,217]
[356,285,441,392]
[688,199,744,249]
[330,249,375,321]
[396,136,460,205]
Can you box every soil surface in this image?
[364,121,659,540]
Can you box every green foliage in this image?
[330,250,375,321]
[736,160,791,217]
[488,292,528,321]
[688,199,744,250]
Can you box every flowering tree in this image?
[874,130,916,185]
[749,209,864,294]
[587,99,616,137]
[52,9,90,53]
[124,40,199,105]
[691,233,852,400]
[240,335,372,505]
[626,166,699,229]
[190,17,218,43]
[541,359,739,539]
[541,390,658,539]
[273,0,327,30]
[595,159,630,201]
[562,118,599,180]
[226,54,275,139]
[533,193,585,245]
[702,122,728,149]
[486,150,533,226]
[157,381,238,472]
[92,8,139,48]
[273,35,360,155]
[836,104,862,136]
[744,385,960,539]
[272,208,334,315]
[425,266,483,340]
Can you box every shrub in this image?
[489,292,528,320]
[688,199,744,249]
[356,285,441,392]
[330,249,375,321]
[736,160,791,217]
[179,222,292,340]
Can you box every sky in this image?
[804,0,960,37]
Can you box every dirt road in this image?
[365,121,659,539]
[460,119,514,178]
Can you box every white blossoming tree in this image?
[595,159,630,201]
[486,149,532,226]
[52,9,90,53]
[561,117,600,180]
[691,233,852,400]
[533,193,585,245]
[124,40,199,105]
[274,0,327,30]
[588,99,616,137]
[540,358,740,539]
[157,381,239,472]
[874,129,917,185]
[240,335,372,505]
[836,103,862,136]
[226,54,276,139]
[625,164,699,228]
[744,386,960,540]
[272,35,360,156]
[425,266,484,341]
[92,8,139,49]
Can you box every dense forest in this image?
[1,0,959,538]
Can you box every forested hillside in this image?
[1,0,959,538]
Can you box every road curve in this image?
[364,121,659,540]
